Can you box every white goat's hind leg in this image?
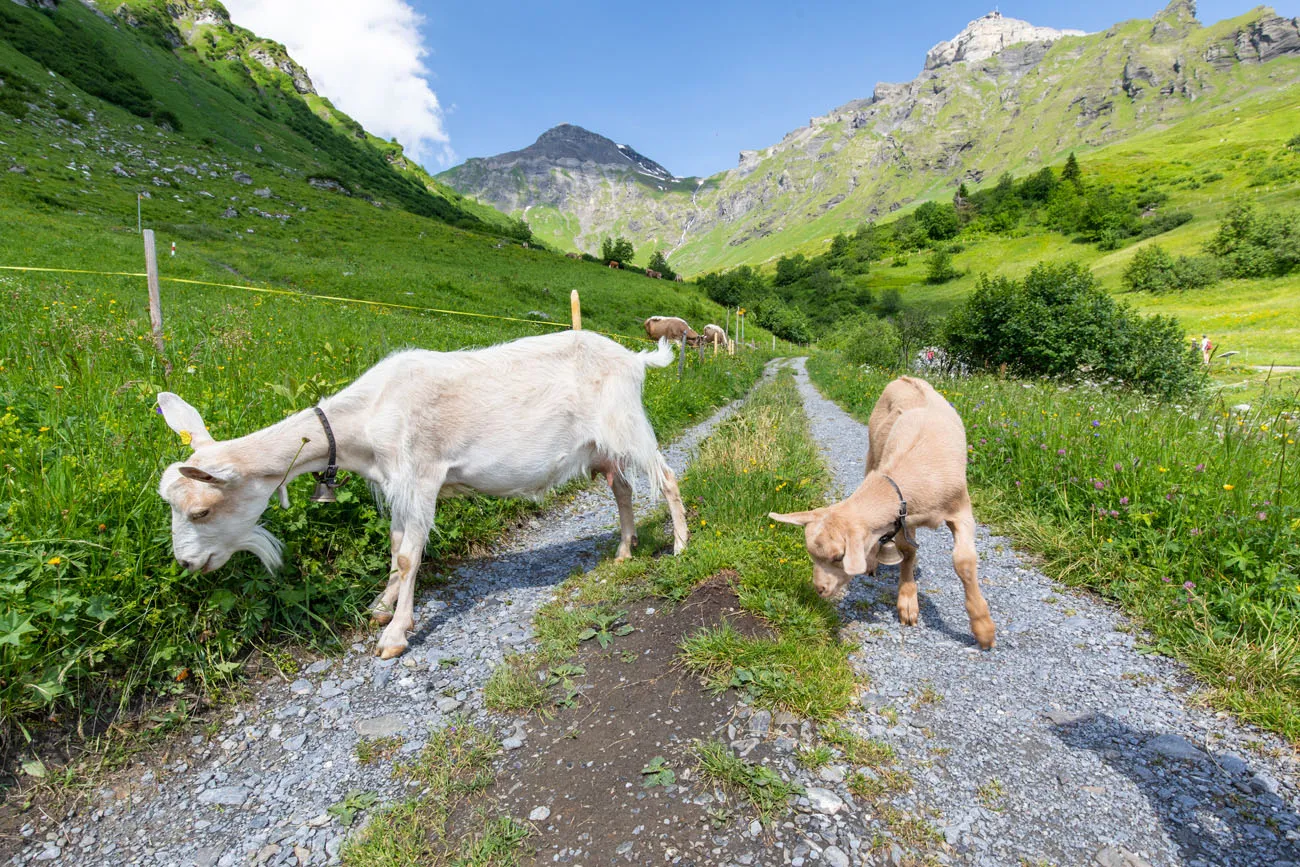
[370,526,404,626]
[658,457,688,554]
[612,475,638,560]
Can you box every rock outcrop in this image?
[923,11,1085,71]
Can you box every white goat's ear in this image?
[158,392,214,448]
[179,466,231,486]
[769,510,816,526]
[276,485,290,509]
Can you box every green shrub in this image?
[753,296,812,344]
[1122,245,1218,294]
[1204,203,1300,277]
[924,247,960,284]
[827,315,902,369]
[942,262,1203,398]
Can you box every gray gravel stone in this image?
[805,787,844,815]
[355,714,406,737]
[528,806,551,822]
[196,786,248,807]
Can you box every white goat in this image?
[157,330,689,659]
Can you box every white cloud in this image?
[222,0,453,168]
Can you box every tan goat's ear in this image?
[179,466,230,486]
[842,529,869,576]
[158,392,214,448]
[769,510,816,526]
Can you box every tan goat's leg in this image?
[370,527,404,626]
[949,512,996,650]
[659,457,689,554]
[896,543,920,627]
[612,475,638,560]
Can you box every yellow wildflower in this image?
[1223,484,1234,491]
[47,556,61,566]
[179,430,193,446]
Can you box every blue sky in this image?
[419,0,1297,177]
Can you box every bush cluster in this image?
[1121,245,1218,294]
[1203,203,1300,278]
[942,262,1203,398]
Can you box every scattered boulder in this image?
[232,171,253,185]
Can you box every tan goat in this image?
[771,375,995,649]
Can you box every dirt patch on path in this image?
[485,578,784,866]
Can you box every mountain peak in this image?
[924,11,1086,70]
[465,124,674,182]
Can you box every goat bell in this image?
[876,540,903,566]
[310,479,337,503]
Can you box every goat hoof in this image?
[898,604,919,627]
[375,643,407,660]
[370,611,393,627]
[973,619,996,650]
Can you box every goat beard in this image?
[240,525,284,573]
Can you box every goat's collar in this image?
[878,475,918,549]
[310,406,341,502]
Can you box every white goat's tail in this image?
[638,336,674,368]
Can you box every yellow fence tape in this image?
[0,264,655,344]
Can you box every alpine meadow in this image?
[2,1,1299,866]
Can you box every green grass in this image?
[692,739,803,825]
[807,354,1300,742]
[341,722,526,867]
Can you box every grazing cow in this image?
[609,260,621,269]
[771,375,995,650]
[565,252,580,260]
[643,316,699,346]
[674,275,684,283]
[646,269,662,280]
[701,324,727,347]
[156,331,690,660]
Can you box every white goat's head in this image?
[156,392,284,574]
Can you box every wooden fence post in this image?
[678,333,687,379]
[143,229,171,374]
[713,332,719,357]
[570,289,582,331]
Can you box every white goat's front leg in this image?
[658,457,688,555]
[376,475,442,660]
[370,525,404,627]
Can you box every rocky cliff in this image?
[440,2,1300,273]
[923,11,1085,70]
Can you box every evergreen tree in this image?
[1062,152,1082,188]
[646,249,676,280]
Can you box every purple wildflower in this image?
[1189,528,1201,536]
[1058,449,1067,456]
[1161,576,1171,583]
[1110,510,1120,518]
[1119,497,1129,506]
[1093,479,1106,490]
[1257,511,1267,521]
[1091,420,1101,427]
[1114,462,1123,473]
[1183,581,1195,591]
[1194,463,1205,473]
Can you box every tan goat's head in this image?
[156,392,284,574]
[769,507,892,599]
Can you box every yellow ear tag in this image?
[179,429,193,446]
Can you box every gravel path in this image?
[787,357,1300,867]
[4,392,751,867]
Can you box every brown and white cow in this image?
[643,316,699,345]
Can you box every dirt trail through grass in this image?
[789,358,1300,867]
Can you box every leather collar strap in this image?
[879,474,918,549]
[311,406,340,493]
